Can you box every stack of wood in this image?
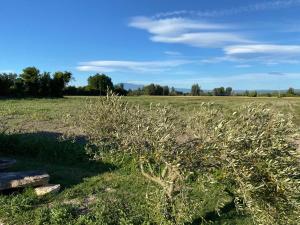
[0,158,60,196]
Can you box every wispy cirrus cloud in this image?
[154,0,300,18]
[164,51,182,56]
[129,17,251,48]
[129,8,300,66]
[224,44,300,55]
[78,2,300,83]
[221,44,300,65]
[152,32,249,48]
[77,60,194,73]
[200,44,300,65]
[129,17,229,35]
[206,56,300,65]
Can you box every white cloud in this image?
[129,17,250,48]
[199,45,300,65]
[129,17,228,35]
[154,0,300,18]
[164,51,182,56]
[200,54,300,65]
[77,60,194,73]
[152,32,249,48]
[219,44,300,65]
[200,56,243,64]
[76,66,118,73]
[224,44,300,55]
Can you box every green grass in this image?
[1,96,300,130]
[0,137,251,224]
[0,96,300,224]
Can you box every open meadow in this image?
[3,1,300,224]
[0,96,300,224]
[2,96,300,132]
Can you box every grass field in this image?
[0,96,300,225]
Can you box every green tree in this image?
[39,72,51,97]
[51,71,72,97]
[114,83,128,96]
[20,67,40,96]
[213,87,225,96]
[249,90,258,97]
[163,86,169,96]
[169,87,176,96]
[88,74,113,95]
[287,87,295,96]
[191,83,201,96]
[0,73,17,96]
[155,84,163,95]
[143,84,166,95]
[143,83,156,95]
[12,78,25,96]
[225,87,233,96]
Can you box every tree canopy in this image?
[1,67,298,98]
[87,73,113,95]
[0,67,72,97]
[191,83,201,96]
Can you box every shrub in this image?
[68,94,300,224]
[66,94,201,223]
[190,103,300,224]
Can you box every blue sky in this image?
[1,0,300,90]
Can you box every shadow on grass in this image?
[191,200,251,225]
[0,132,116,188]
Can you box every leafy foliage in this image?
[0,67,72,97]
[67,93,300,224]
[213,86,233,96]
[191,83,202,96]
[0,73,17,96]
[190,103,300,224]
[87,73,114,95]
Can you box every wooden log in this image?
[0,171,49,191]
[0,159,16,170]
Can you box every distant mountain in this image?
[120,83,296,94]
[121,83,191,93]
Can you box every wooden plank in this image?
[0,171,49,191]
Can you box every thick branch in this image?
[140,162,165,187]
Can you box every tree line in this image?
[235,87,299,97]
[128,84,299,97]
[0,67,128,98]
[0,67,72,97]
[1,67,298,97]
[65,73,128,96]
